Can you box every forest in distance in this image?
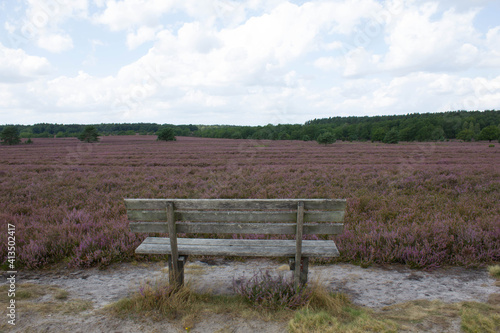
[2,109,500,143]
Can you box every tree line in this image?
[1,110,499,144]
[0,123,198,138]
[194,110,500,143]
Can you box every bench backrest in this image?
[125,199,345,236]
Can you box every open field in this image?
[0,136,499,269]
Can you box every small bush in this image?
[489,144,495,148]
[316,132,336,145]
[233,270,312,311]
[157,127,176,142]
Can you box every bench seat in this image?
[136,237,340,257]
[126,198,345,286]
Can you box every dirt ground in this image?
[2,259,499,332]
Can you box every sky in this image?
[0,0,499,126]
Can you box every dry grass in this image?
[108,278,194,320]
[106,276,266,331]
[106,277,500,332]
[460,301,500,333]
[380,299,500,333]
[184,263,207,276]
[0,283,69,302]
[0,283,91,314]
[488,265,500,279]
[289,284,398,333]
[22,299,93,314]
[0,283,92,332]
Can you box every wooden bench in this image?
[125,198,345,287]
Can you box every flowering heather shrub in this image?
[0,136,499,269]
[233,270,312,311]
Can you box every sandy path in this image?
[4,259,499,332]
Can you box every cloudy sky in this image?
[1,0,499,126]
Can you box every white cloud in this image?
[93,0,175,31]
[126,25,162,49]
[0,42,51,83]
[324,2,489,78]
[314,56,337,71]
[37,32,73,52]
[481,26,500,67]
[9,0,89,53]
[45,71,119,109]
[180,89,227,108]
[382,5,481,72]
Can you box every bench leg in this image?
[289,257,309,286]
[168,255,187,287]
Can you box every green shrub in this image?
[157,127,176,142]
[78,126,100,143]
[316,132,336,145]
[1,126,21,145]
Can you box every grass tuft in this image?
[461,302,500,333]
[288,307,398,333]
[306,283,350,318]
[110,278,193,320]
[488,265,500,279]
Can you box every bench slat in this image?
[135,237,340,257]
[127,210,345,223]
[130,222,344,235]
[125,198,346,211]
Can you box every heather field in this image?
[1,136,499,270]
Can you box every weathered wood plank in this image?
[166,202,180,285]
[135,237,340,257]
[125,198,346,211]
[129,222,344,235]
[295,201,304,287]
[127,210,345,223]
[139,237,335,247]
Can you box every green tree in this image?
[383,128,399,144]
[0,126,21,145]
[78,125,100,143]
[430,126,445,141]
[316,132,336,145]
[457,129,474,142]
[371,128,386,142]
[478,125,500,142]
[157,127,176,141]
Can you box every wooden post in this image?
[168,255,186,286]
[299,257,309,285]
[294,201,304,288]
[289,257,309,285]
[167,202,180,286]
